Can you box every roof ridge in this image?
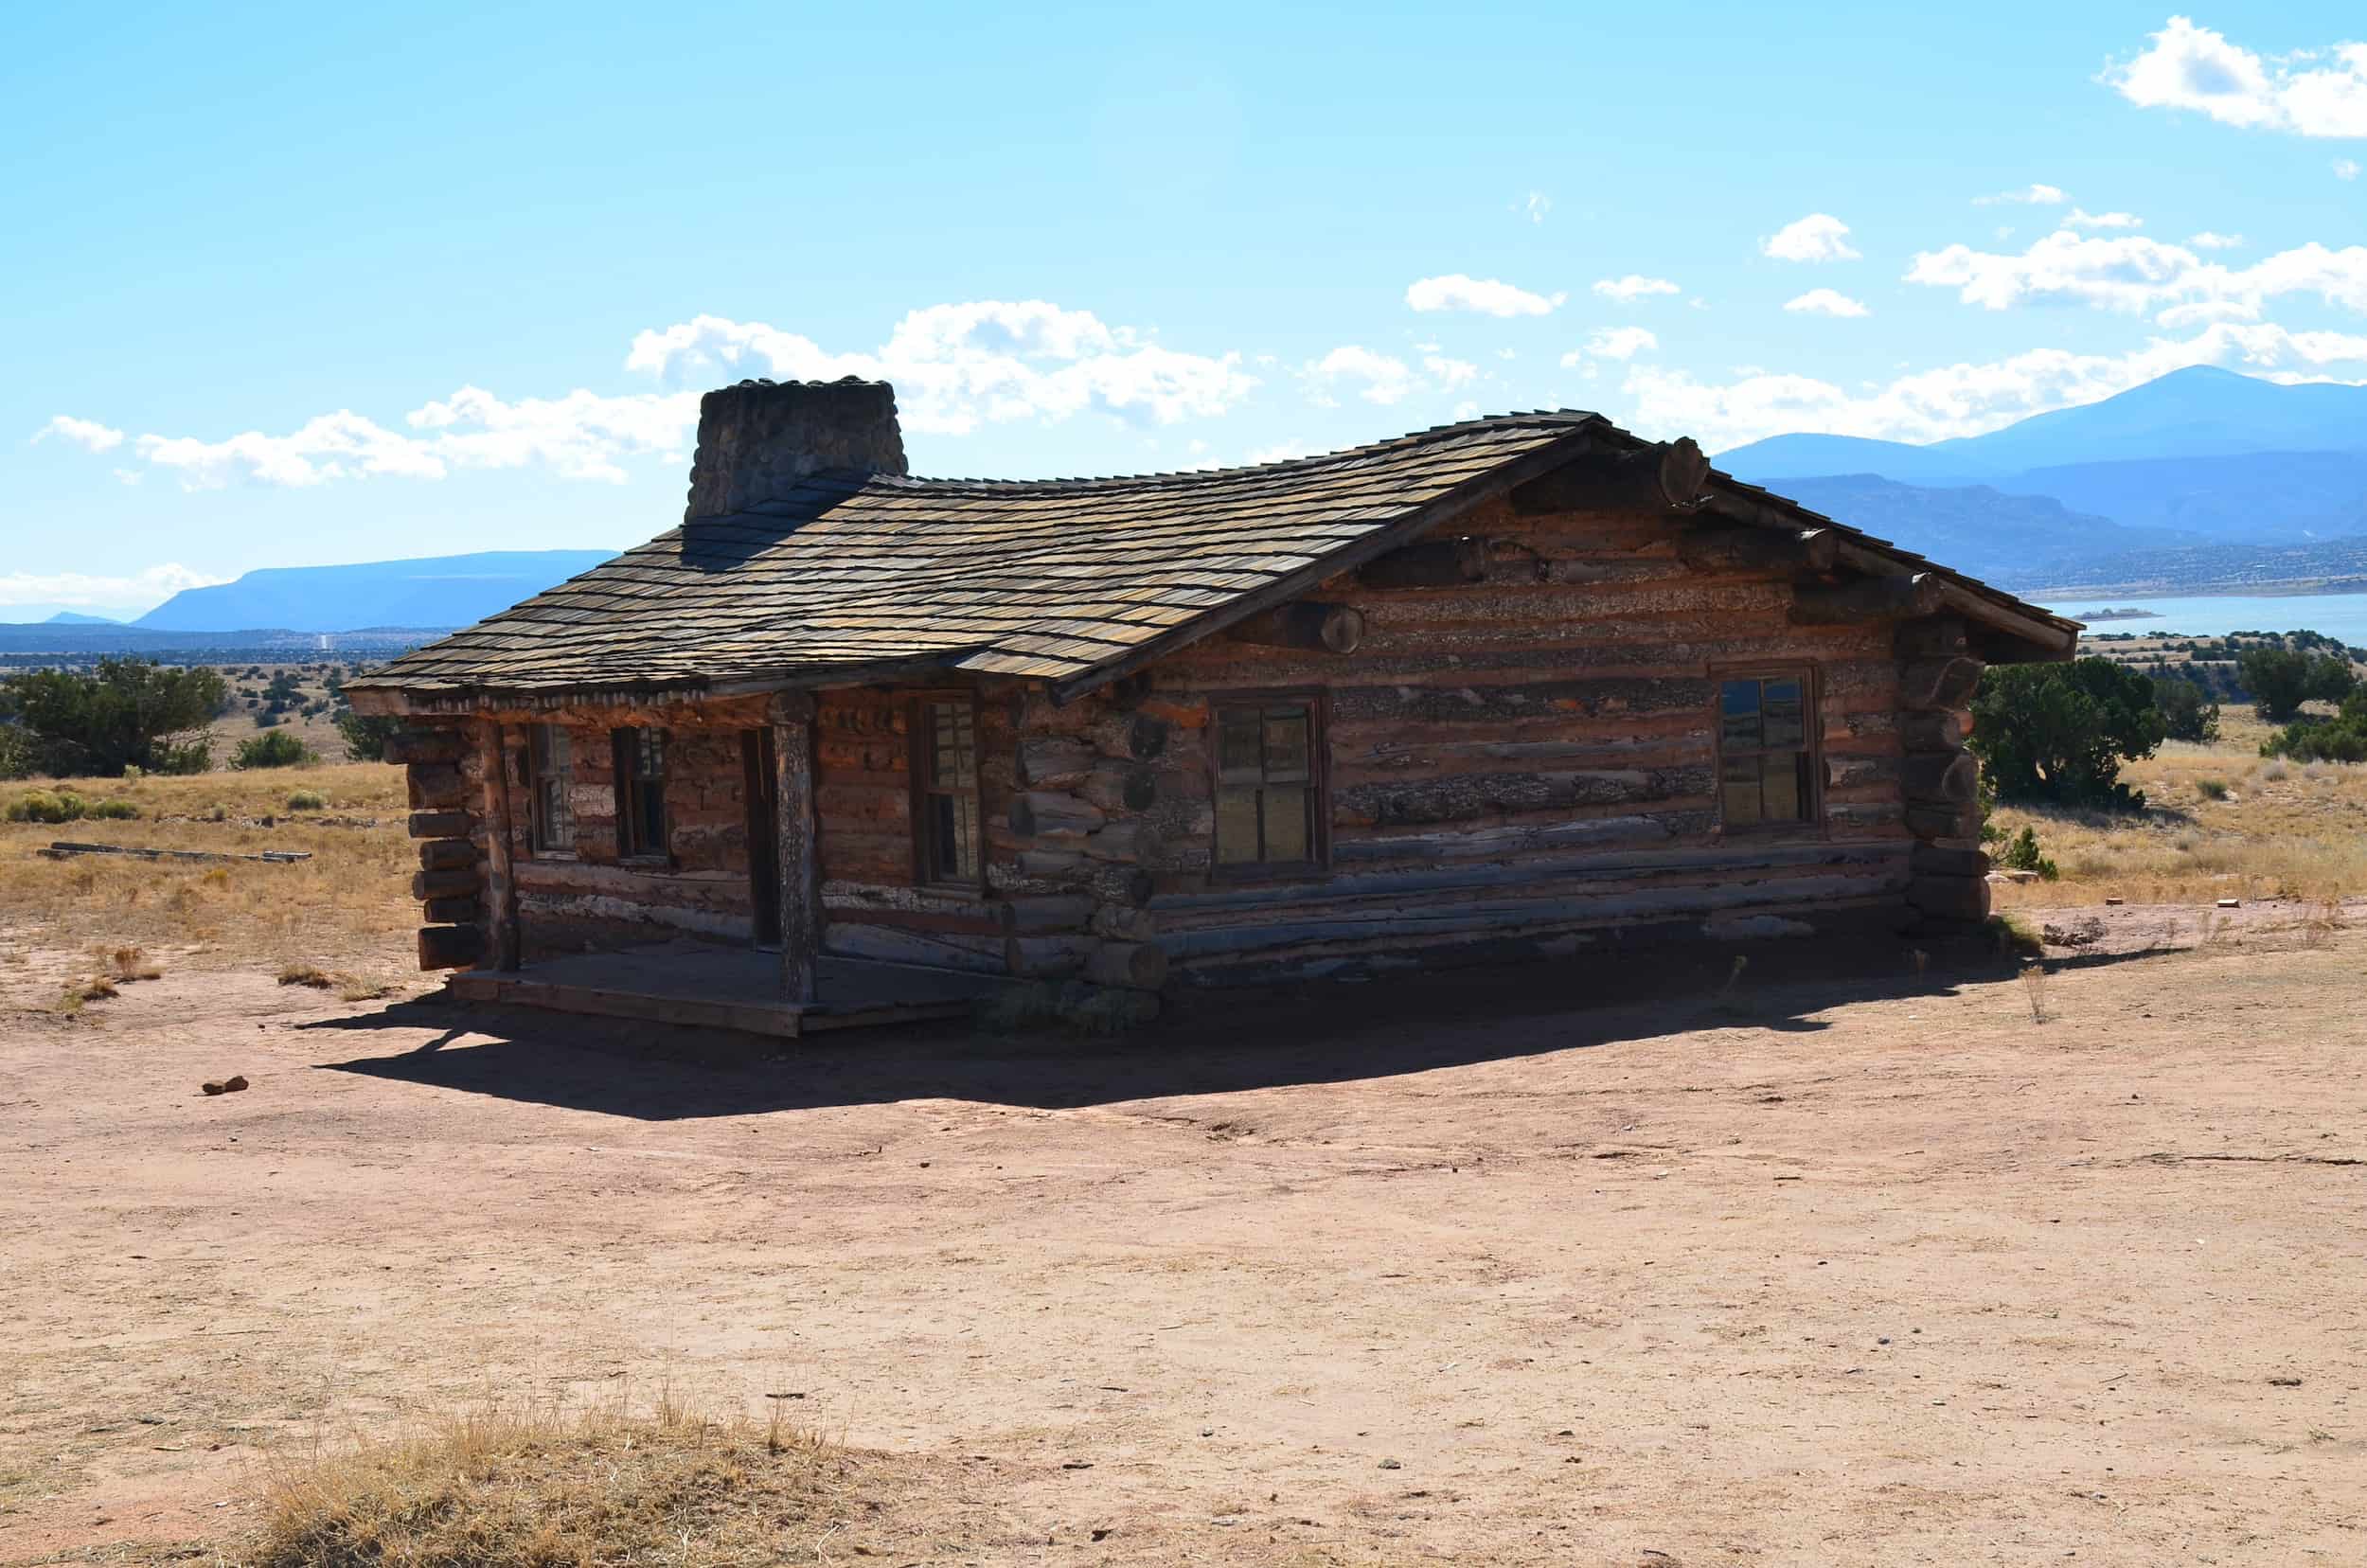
[885,407,1603,494]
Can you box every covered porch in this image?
[444,940,1011,1039]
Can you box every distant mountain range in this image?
[1719,366,2367,596]
[132,549,616,632]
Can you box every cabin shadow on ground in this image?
[303,934,2168,1121]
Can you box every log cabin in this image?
[346,377,2077,1031]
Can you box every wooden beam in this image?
[1508,438,1711,515]
[477,720,522,972]
[1222,601,1365,653]
[1900,656,1985,713]
[1677,525,1841,576]
[1902,751,1979,806]
[384,727,468,765]
[407,809,472,841]
[1355,536,1490,590]
[773,691,820,1006]
[1789,573,1945,626]
[418,924,484,971]
[1082,940,1169,990]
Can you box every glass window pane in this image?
[1218,709,1264,784]
[1721,754,1762,827]
[1760,752,1801,821]
[931,703,975,789]
[1719,680,1763,751]
[1762,680,1806,749]
[1215,788,1261,863]
[1262,786,1309,862]
[1262,710,1310,783]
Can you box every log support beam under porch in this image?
[772,690,822,1005]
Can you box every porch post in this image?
[477,718,523,971]
[772,692,821,1004]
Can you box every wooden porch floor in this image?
[443,941,1007,1038]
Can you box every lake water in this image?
[2038,592,2367,647]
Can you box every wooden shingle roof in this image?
[353,407,2077,710]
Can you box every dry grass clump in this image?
[278,962,336,989]
[251,1403,919,1568]
[1991,709,2367,909]
[279,962,399,1004]
[0,762,413,988]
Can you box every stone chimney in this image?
[683,377,908,520]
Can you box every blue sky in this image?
[5,4,2364,616]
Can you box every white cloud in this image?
[1517,191,1551,224]
[1422,354,1480,389]
[1784,289,1871,318]
[75,301,1262,490]
[1622,321,2367,451]
[2340,157,2364,180]
[1587,327,1659,360]
[2187,230,2245,249]
[1247,438,1312,465]
[2105,16,2367,138]
[2064,207,2145,230]
[1761,213,1860,263]
[627,303,1258,436]
[31,415,124,453]
[1592,275,1682,304]
[1906,231,2367,322]
[0,563,229,611]
[1403,274,1565,317]
[1974,183,2069,206]
[1304,346,1418,405]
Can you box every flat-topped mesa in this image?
[684,377,909,521]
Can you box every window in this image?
[1213,696,1326,873]
[1717,673,1817,829]
[913,698,981,886]
[526,723,576,854]
[612,725,668,859]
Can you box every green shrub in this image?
[1967,659,2163,811]
[3,658,224,776]
[333,709,403,763]
[1995,825,2059,881]
[2151,675,2221,743]
[2,791,138,824]
[286,789,328,811]
[231,730,316,770]
[2197,777,2230,801]
[2261,686,2367,763]
[2238,646,2358,722]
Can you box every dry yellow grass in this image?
[1991,708,2367,908]
[250,1403,926,1568]
[0,762,416,990]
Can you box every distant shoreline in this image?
[2020,579,2367,601]
[2072,607,2161,622]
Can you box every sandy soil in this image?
[2,908,2362,1565]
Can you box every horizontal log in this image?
[1904,801,1981,842]
[822,921,1007,974]
[1080,820,1160,863]
[1329,812,1688,864]
[1907,873,1990,922]
[820,905,1003,936]
[1789,573,1945,626]
[1508,438,1710,515]
[1077,763,1158,814]
[1895,615,1970,659]
[1356,536,1489,589]
[1095,865,1156,908]
[1003,935,1096,978]
[1091,904,1160,941]
[1016,848,1085,877]
[1329,676,1715,728]
[1899,656,1984,713]
[1910,843,1991,879]
[1010,791,1107,839]
[405,763,470,810]
[1083,940,1169,990]
[1018,736,1095,789]
[1223,601,1366,654]
[418,924,484,971]
[1089,711,1169,761]
[412,865,483,900]
[421,894,482,925]
[385,728,469,766]
[998,895,1095,933]
[1677,525,1840,576]
[1902,751,1979,807]
[407,810,473,841]
[1337,765,1714,829]
[1897,709,1963,754]
[418,838,477,871]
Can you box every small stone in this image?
[202,1081,225,1096]
[222,1076,248,1093]
[2216,898,2240,909]
[1378,1458,1401,1470]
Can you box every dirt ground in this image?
[2,906,2363,1566]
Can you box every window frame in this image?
[611,724,672,864]
[907,690,987,893]
[1710,665,1825,837]
[524,722,578,859]
[1205,687,1332,883]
